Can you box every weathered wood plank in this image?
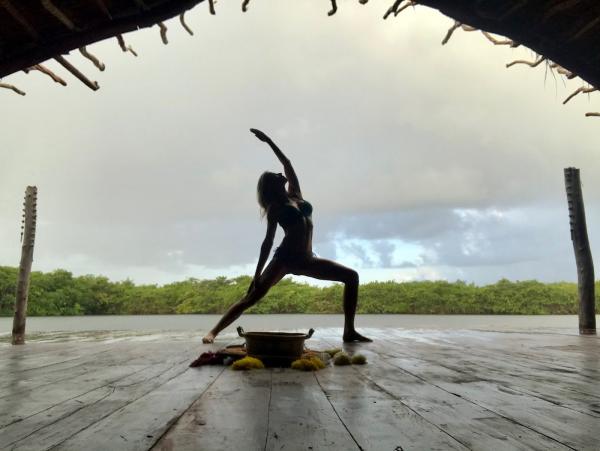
[378,328,600,384]
[0,346,112,380]
[379,353,599,450]
[378,341,600,418]
[0,342,191,400]
[156,337,359,451]
[3,350,198,449]
[13,364,222,450]
[349,337,599,450]
[77,364,226,451]
[387,327,599,369]
[340,346,572,450]
[153,367,271,451]
[378,332,600,411]
[0,343,196,428]
[0,342,108,370]
[1,329,598,451]
[264,369,360,451]
[0,349,119,398]
[314,364,469,450]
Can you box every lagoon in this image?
[1,314,593,336]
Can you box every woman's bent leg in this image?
[291,257,371,342]
[202,260,287,343]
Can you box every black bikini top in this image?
[278,199,313,228]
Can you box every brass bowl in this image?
[237,326,315,365]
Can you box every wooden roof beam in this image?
[41,0,77,31]
[542,0,583,24]
[568,16,600,42]
[54,55,99,91]
[0,0,39,39]
[93,0,112,20]
[498,0,527,21]
[132,0,149,11]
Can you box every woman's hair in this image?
[257,171,283,218]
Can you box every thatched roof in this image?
[0,0,202,80]
[0,0,598,111]
[412,0,600,89]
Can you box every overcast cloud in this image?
[1,0,599,285]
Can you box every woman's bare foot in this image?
[202,332,215,344]
[343,330,373,343]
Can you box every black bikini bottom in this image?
[273,247,315,266]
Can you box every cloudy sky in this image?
[1,0,599,286]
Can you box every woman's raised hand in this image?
[251,128,288,166]
[250,128,271,143]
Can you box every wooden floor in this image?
[0,327,599,450]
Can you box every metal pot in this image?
[237,326,315,364]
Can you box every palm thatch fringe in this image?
[0,82,25,95]
[79,47,106,71]
[23,64,66,85]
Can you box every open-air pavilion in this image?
[1,1,599,449]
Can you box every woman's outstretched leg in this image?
[292,257,372,342]
[202,261,287,343]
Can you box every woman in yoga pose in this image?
[202,129,371,344]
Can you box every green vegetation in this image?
[0,266,597,316]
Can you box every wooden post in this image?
[564,168,596,335]
[12,186,37,345]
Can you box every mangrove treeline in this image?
[0,266,596,316]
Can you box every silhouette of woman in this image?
[202,129,372,343]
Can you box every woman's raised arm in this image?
[250,128,302,198]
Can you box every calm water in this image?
[0,314,591,335]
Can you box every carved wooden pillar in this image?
[12,186,37,345]
[564,168,596,335]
